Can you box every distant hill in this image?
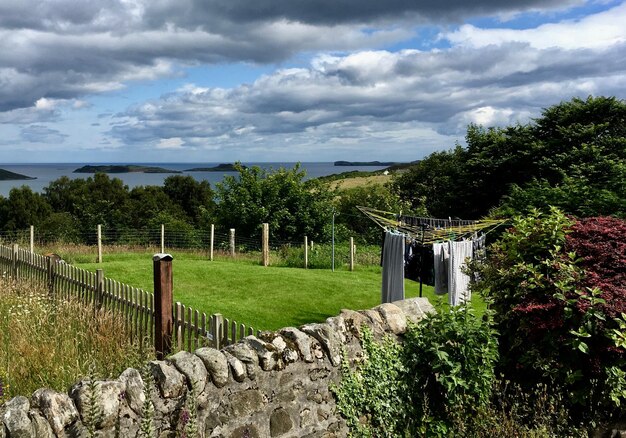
[0,168,36,181]
[185,163,245,172]
[73,165,182,174]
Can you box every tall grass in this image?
[0,278,153,401]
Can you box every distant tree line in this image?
[0,96,622,245]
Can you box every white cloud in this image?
[443,2,626,50]
[156,137,184,149]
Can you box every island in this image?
[185,163,245,172]
[334,161,398,166]
[0,168,36,180]
[73,165,182,174]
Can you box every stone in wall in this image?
[0,297,434,438]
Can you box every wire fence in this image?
[0,225,381,270]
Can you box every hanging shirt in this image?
[381,231,405,303]
[448,240,474,306]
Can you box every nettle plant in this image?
[473,208,626,418]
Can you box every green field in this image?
[76,251,485,331]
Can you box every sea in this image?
[0,163,389,197]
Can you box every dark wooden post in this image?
[153,253,174,359]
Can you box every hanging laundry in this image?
[381,231,405,303]
[472,233,487,282]
[433,242,449,295]
[448,240,474,306]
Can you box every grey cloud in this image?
[20,125,68,143]
[109,41,626,148]
[142,0,581,28]
[0,0,585,115]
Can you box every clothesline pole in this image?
[331,209,336,272]
[419,223,426,298]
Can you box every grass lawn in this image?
[75,251,486,331]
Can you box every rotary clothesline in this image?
[360,206,506,306]
[356,206,505,244]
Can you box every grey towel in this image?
[381,231,405,303]
[433,242,449,295]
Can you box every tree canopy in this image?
[393,96,626,219]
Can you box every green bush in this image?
[333,305,499,436]
[472,207,626,422]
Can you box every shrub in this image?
[333,305,498,436]
[472,208,626,421]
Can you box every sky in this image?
[0,0,624,163]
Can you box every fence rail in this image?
[0,243,257,354]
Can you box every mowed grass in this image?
[75,251,486,331]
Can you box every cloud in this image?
[20,125,68,143]
[110,31,626,150]
[443,2,626,49]
[0,0,586,115]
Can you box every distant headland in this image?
[73,165,182,174]
[334,161,398,166]
[185,163,244,172]
[0,168,36,181]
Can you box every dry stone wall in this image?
[0,298,436,438]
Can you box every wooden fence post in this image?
[304,236,308,269]
[161,224,165,254]
[95,269,104,311]
[97,224,102,264]
[229,229,235,257]
[209,224,214,261]
[211,313,224,350]
[30,225,34,253]
[153,253,174,360]
[349,237,355,271]
[262,223,269,267]
[12,243,18,280]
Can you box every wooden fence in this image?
[0,243,257,353]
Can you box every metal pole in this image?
[419,223,426,298]
[331,209,335,272]
[209,224,214,261]
[304,235,308,269]
[30,225,34,253]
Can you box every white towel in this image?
[448,240,473,306]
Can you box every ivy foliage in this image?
[333,305,498,437]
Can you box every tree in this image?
[394,96,626,219]
[215,163,334,242]
[472,208,626,420]
[162,175,216,226]
[334,182,426,243]
[0,186,52,231]
[391,146,467,218]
